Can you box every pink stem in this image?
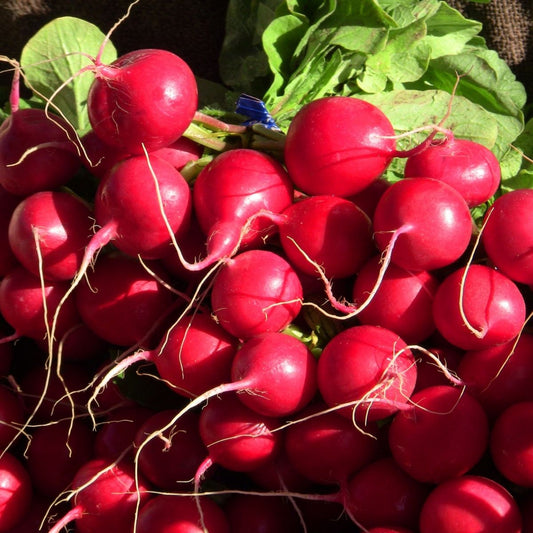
[47,504,84,533]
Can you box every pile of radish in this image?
[1,15,533,533]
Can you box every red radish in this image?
[26,419,95,498]
[457,333,533,419]
[92,312,238,403]
[248,448,314,493]
[75,254,177,347]
[8,190,93,281]
[152,136,203,171]
[352,254,439,343]
[388,385,489,484]
[432,264,526,351]
[283,96,447,198]
[160,215,211,284]
[419,475,522,533]
[343,456,430,531]
[18,360,92,423]
[283,96,397,197]
[490,401,533,487]
[368,526,414,533]
[94,404,154,461]
[0,186,20,277]
[273,194,376,279]
[80,129,130,179]
[229,331,317,418]
[481,189,533,285]
[348,176,391,219]
[89,153,192,262]
[87,48,198,154]
[0,384,24,448]
[6,493,56,533]
[284,400,382,485]
[190,148,294,269]
[0,452,33,532]
[92,326,314,433]
[47,458,151,533]
[210,249,303,339]
[134,409,207,490]
[135,494,230,533]
[225,494,302,533]
[317,325,417,422]
[148,312,239,398]
[0,265,81,344]
[196,393,282,476]
[35,321,109,363]
[404,137,501,207]
[0,107,80,197]
[373,177,473,272]
[413,341,463,393]
[0,338,13,375]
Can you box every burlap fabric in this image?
[0,0,531,97]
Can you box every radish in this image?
[0,185,20,277]
[94,404,154,461]
[0,107,80,197]
[490,401,533,488]
[372,177,473,272]
[229,331,317,418]
[87,48,198,154]
[404,136,501,207]
[26,419,95,498]
[316,325,417,422]
[457,333,533,419]
[210,249,303,339]
[413,341,463,393]
[89,153,192,262]
[0,337,13,375]
[481,189,533,285]
[47,458,151,533]
[134,409,207,490]
[0,452,33,532]
[283,96,397,197]
[419,475,522,533]
[284,96,447,197]
[135,494,230,533]
[0,384,25,448]
[283,400,382,486]
[0,265,81,345]
[248,448,314,493]
[273,194,376,279]
[343,456,430,531]
[189,148,294,270]
[18,360,92,423]
[90,311,239,404]
[432,264,526,351]
[352,254,440,344]
[348,176,391,219]
[196,393,282,478]
[225,494,302,533]
[145,312,239,398]
[7,190,93,281]
[368,526,414,533]
[388,385,489,484]
[81,131,202,180]
[74,253,177,347]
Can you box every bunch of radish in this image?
[1,28,533,533]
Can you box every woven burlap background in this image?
[0,0,531,98]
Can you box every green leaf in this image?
[218,0,281,96]
[365,20,431,84]
[20,16,117,133]
[423,1,484,58]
